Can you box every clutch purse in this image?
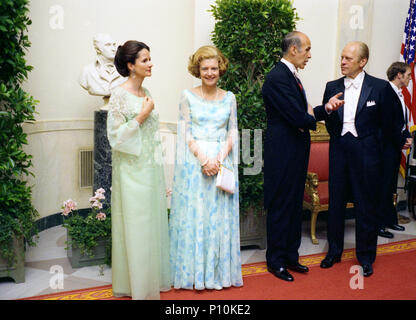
[216,164,235,194]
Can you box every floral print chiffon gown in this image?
[169,89,243,290]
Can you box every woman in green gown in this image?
[107,41,171,299]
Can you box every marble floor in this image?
[1,210,415,300]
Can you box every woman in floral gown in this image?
[169,45,243,290]
[107,41,171,299]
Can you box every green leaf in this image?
[0,0,38,267]
[211,0,298,212]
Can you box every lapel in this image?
[355,72,372,117]
[391,85,406,125]
[336,78,346,123]
[279,61,308,109]
[297,79,308,106]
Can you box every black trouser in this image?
[266,149,309,269]
[379,148,401,228]
[326,133,380,265]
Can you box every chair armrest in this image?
[305,171,320,206]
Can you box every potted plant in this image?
[211,0,299,248]
[0,0,39,283]
[62,188,111,268]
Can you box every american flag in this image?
[400,0,416,176]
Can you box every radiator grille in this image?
[79,149,93,188]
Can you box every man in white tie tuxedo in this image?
[313,42,396,277]
[378,62,413,239]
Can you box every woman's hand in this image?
[135,96,154,124]
[202,158,220,176]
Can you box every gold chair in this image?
[303,122,353,244]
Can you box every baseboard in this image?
[32,208,91,235]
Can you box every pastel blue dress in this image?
[169,89,243,290]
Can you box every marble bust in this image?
[79,33,127,110]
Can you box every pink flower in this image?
[62,199,77,215]
[94,192,105,200]
[166,189,172,197]
[91,188,106,201]
[62,207,71,216]
[92,200,103,209]
[96,212,106,221]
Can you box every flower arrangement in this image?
[62,188,111,266]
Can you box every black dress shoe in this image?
[361,264,373,277]
[267,266,294,282]
[387,224,405,231]
[378,228,394,238]
[287,262,309,273]
[320,255,341,268]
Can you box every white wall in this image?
[294,0,410,106]
[194,0,215,49]
[369,0,410,79]
[292,0,340,106]
[26,0,194,123]
[23,0,412,218]
[192,0,410,104]
[24,0,194,217]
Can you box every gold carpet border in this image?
[43,289,114,300]
[28,239,416,300]
[242,239,416,277]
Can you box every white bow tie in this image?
[344,78,360,89]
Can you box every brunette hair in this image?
[386,61,411,81]
[114,40,150,77]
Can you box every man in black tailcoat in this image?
[378,62,412,239]
[262,31,342,282]
[314,42,396,277]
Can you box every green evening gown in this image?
[107,86,171,300]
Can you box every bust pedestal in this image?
[93,109,112,205]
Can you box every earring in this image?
[131,68,136,79]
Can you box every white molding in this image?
[23,119,177,135]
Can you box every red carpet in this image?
[21,239,416,300]
[163,250,416,300]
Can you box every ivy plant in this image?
[211,0,299,213]
[0,0,39,267]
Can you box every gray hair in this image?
[282,31,302,56]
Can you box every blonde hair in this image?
[188,45,229,78]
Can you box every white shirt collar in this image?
[389,81,403,96]
[344,71,365,89]
[281,58,298,77]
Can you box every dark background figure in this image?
[378,62,413,239]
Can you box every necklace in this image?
[200,86,218,101]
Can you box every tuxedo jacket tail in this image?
[314,72,395,265]
[262,61,316,268]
